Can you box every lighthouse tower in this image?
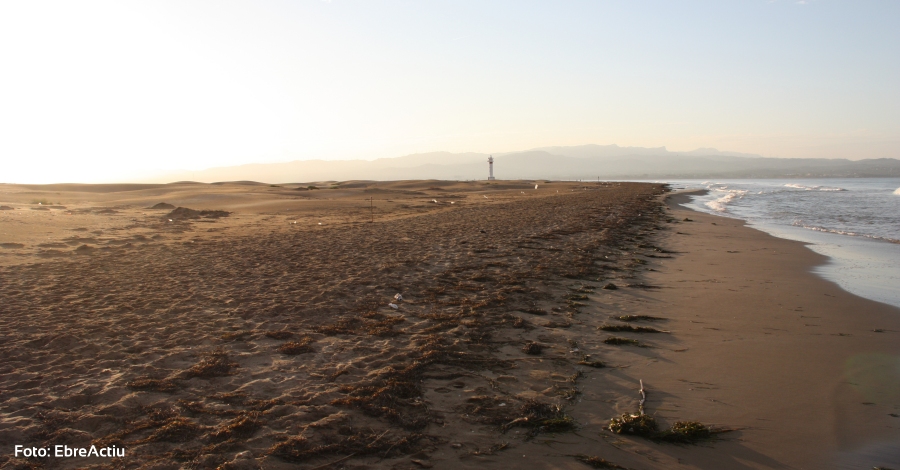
[488,156,495,180]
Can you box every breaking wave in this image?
[705,189,748,212]
[784,183,846,192]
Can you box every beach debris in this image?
[577,354,605,368]
[394,293,403,301]
[168,219,173,222]
[450,201,455,204]
[483,195,488,198]
[318,222,322,225]
[601,283,618,290]
[535,184,539,189]
[433,199,438,203]
[683,217,693,222]
[388,303,399,309]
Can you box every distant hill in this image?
[150,145,900,183]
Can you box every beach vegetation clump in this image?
[599,324,664,333]
[574,454,627,469]
[276,337,315,355]
[608,413,658,438]
[616,315,665,322]
[603,336,644,347]
[657,421,713,443]
[185,351,238,378]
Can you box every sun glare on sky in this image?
[1,1,898,183]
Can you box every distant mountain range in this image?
[153,144,900,183]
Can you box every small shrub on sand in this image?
[609,413,658,438]
[610,415,715,444]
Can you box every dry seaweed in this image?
[603,336,644,347]
[501,400,576,438]
[265,331,293,340]
[277,337,315,355]
[270,430,424,462]
[185,351,238,378]
[599,324,664,333]
[574,454,628,469]
[616,315,665,322]
[522,342,544,355]
[126,377,178,393]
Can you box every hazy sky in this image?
[1,0,898,183]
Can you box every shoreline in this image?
[670,179,900,310]
[618,192,900,468]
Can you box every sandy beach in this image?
[1,181,898,469]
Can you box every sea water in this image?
[662,178,900,309]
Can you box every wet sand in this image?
[0,182,897,469]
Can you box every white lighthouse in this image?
[488,155,495,180]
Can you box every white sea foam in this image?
[705,189,747,212]
[893,187,900,195]
[791,222,900,245]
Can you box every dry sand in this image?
[0,181,897,469]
